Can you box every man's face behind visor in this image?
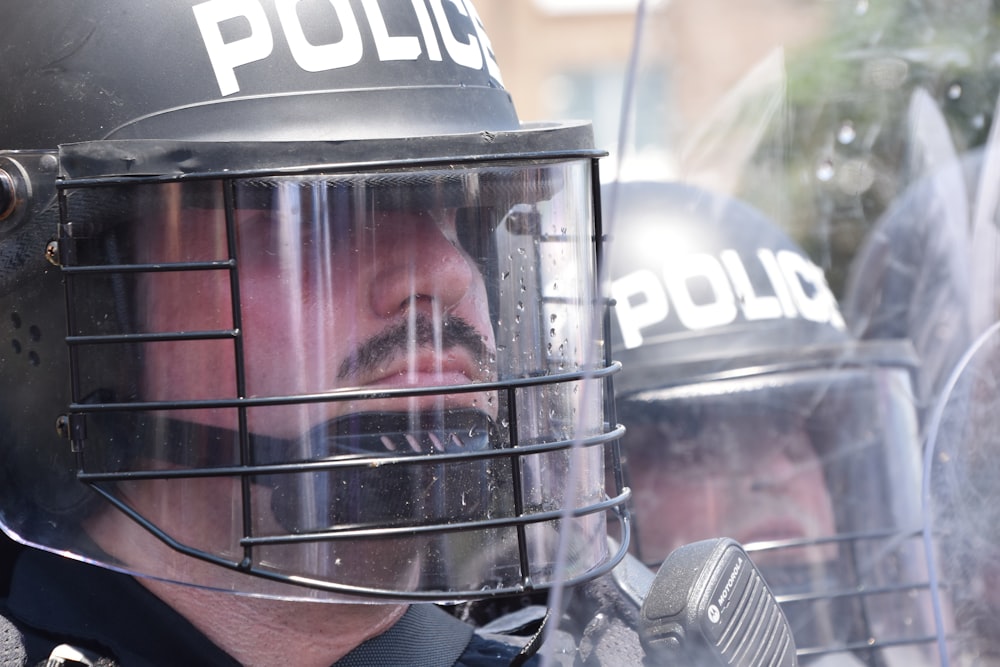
[77,176,501,596]
[58,160,613,600]
[136,179,498,438]
[623,398,838,570]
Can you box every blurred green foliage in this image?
[737,0,1000,296]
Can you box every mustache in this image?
[337,314,492,381]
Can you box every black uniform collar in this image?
[333,604,473,667]
[7,548,238,667]
[5,548,479,666]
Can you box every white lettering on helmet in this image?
[276,0,363,73]
[756,249,799,317]
[363,0,420,61]
[720,249,783,321]
[776,249,846,329]
[429,0,482,71]
[663,253,738,331]
[462,0,503,85]
[612,248,845,349]
[193,0,275,97]
[611,269,669,350]
[193,0,503,96]
[411,0,443,61]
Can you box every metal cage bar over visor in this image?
[2,131,629,602]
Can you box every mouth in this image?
[336,313,494,387]
[364,348,492,388]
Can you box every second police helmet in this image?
[605,179,941,666]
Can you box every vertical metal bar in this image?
[505,384,533,588]
[58,188,89,465]
[222,179,255,571]
[592,157,628,510]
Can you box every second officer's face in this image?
[625,407,837,568]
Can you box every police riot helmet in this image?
[0,0,627,603]
[605,180,938,665]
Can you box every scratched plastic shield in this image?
[923,322,1000,667]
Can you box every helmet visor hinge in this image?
[56,414,88,454]
[0,152,58,239]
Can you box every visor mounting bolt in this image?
[55,415,71,440]
[45,240,61,267]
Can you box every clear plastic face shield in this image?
[617,347,936,665]
[0,132,629,602]
[920,93,1000,662]
[925,323,1000,667]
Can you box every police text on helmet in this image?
[192,0,503,97]
[611,247,846,349]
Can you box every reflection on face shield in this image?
[42,158,622,601]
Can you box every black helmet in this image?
[0,0,520,146]
[0,0,627,603]
[605,180,939,665]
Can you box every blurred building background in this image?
[475,0,826,181]
[474,0,1000,297]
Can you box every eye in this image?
[662,436,705,468]
[782,434,818,465]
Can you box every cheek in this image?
[788,467,837,531]
[460,272,495,345]
[237,261,367,394]
[140,272,237,401]
[630,468,732,550]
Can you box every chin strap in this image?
[509,609,550,667]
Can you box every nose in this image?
[748,445,801,493]
[369,213,479,318]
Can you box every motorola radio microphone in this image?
[639,537,798,666]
